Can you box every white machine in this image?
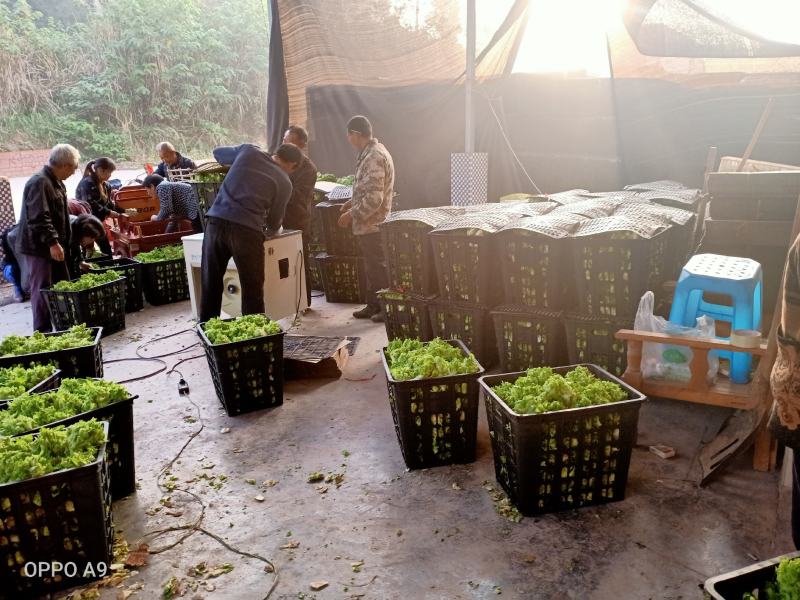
[182,230,308,321]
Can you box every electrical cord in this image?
[103,329,203,384]
[115,336,280,598]
[479,87,545,196]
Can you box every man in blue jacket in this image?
[199,143,302,321]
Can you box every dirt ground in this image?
[0,295,792,600]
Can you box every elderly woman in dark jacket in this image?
[76,157,119,255]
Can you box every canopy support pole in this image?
[465,0,476,153]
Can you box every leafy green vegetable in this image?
[491,366,628,415]
[202,314,282,345]
[136,245,185,263]
[774,557,800,600]
[386,338,480,381]
[336,175,354,186]
[0,324,96,357]
[0,378,129,436]
[0,364,57,400]
[51,270,122,292]
[317,173,337,183]
[0,419,106,484]
[192,172,225,183]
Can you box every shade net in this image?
[269,1,800,209]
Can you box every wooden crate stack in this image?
[703,170,800,318]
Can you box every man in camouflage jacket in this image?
[771,232,800,550]
[338,115,395,321]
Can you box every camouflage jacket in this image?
[350,138,394,235]
[770,233,800,446]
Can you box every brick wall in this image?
[0,149,51,178]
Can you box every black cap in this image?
[347,115,372,137]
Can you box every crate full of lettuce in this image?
[197,314,285,416]
[0,325,103,379]
[0,378,135,499]
[0,364,60,402]
[381,338,484,469]
[0,419,113,597]
[41,270,126,336]
[479,364,644,515]
[704,551,800,599]
[135,245,190,306]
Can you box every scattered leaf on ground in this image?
[325,472,344,488]
[162,576,182,599]
[207,564,234,578]
[341,450,351,458]
[281,541,300,550]
[310,581,329,591]
[124,544,149,567]
[316,485,329,494]
[245,479,256,485]
[307,471,324,483]
[351,561,364,573]
[482,481,522,523]
[263,479,278,487]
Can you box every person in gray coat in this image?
[15,144,80,332]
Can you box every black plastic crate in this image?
[316,253,368,304]
[315,201,359,256]
[139,256,190,306]
[190,180,223,226]
[0,422,113,598]
[0,368,61,403]
[498,229,574,309]
[28,368,61,395]
[197,320,285,417]
[491,305,567,372]
[381,221,438,295]
[704,551,800,599]
[428,300,497,367]
[382,339,485,469]
[430,231,501,305]
[480,364,645,516]
[377,290,435,342]
[41,277,126,337]
[572,228,670,318]
[89,257,144,313]
[0,328,104,379]
[7,395,136,500]
[563,313,630,377]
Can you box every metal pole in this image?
[465,0,476,153]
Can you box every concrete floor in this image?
[0,297,793,600]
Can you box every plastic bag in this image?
[634,291,719,383]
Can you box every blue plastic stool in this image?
[668,254,762,384]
